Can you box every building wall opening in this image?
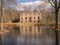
[29,17,32,22]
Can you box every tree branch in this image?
[52,0,55,5]
[58,0,60,9]
[48,0,55,7]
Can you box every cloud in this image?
[16,0,53,12]
[16,1,44,10]
[21,1,44,5]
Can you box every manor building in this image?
[20,11,42,23]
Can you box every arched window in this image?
[21,21,23,22]
[29,17,32,22]
[38,16,40,22]
[34,17,35,19]
[25,17,27,19]
[21,18,23,19]
[38,16,40,19]
[38,20,39,22]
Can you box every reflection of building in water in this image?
[20,11,41,23]
[20,25,42,36]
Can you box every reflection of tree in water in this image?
[3,33,12,45]
[58,30,60,45]
[42,26,55,37]
[37,25,40,32]
[2,25,58,45]
[12,25,20,35]
[0,36,2,45]
[37,26,55,45]
[29,26,32,32]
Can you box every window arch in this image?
[38,16,40,19]
[34,17,35,19]
[25,17,27,19]
[29,17,32,22]
[38,16,40,22]
[21,18,23,19]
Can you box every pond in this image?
[0,24,60,45]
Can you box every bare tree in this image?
[0,0,18,30]
[47,0,60,28]
[46,0,60,45]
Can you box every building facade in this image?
[20,11,42,23]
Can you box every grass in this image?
[0,22,55,26]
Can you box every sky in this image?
[17,0,37,3]
[16,0,53,11]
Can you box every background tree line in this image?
[0,0,20,23]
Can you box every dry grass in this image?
[0,29,9,35]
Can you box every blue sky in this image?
[17,0,37,3]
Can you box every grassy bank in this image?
[0,22,55,26]
[0,30,9,35]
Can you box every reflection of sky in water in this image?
[0,25,60,45]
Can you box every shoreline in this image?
[0,30,9,35]
[0,22,55,26]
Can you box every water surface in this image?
[0,25,60,45]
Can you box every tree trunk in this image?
[1,0,3,30]
[55,9,59,45]
[55,9,58,28]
